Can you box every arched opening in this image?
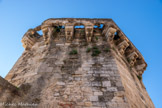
[113,30,122,45]
[50,25,65,35]
[37,30,43,36]
[93,24,104,29]
[74,25,85,28]
[93,24,104,36]
[114,31,120,40]
[58,26,65,35]
[74,24,85,39]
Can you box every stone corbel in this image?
[127,51,138,66]
[65,25,74,42]
[136,62,147,75]
[42,27,49,45]
[47,27,55,45]
[21,29,38,50]
[85,25,93,42]
[42,26,55,45]
[106,27,117,43]
[117,40,129,55]
[102,25,108,35]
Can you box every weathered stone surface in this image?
[0,18,154,108]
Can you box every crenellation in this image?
[36,19,120,45]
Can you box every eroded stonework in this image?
[0,18,154,108]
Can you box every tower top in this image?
[2,18,154,108]
[21,18,147,76]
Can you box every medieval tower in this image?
[0,18,154,108]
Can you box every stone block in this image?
[92,82,102,86]
[102,81,111,87]
[54,93,60,96]
[84,102,92,107]
[56,82,65,86]
[46,67,53,72]
[94,92,103,96]
[107,87,117,92]
[90,96,98,101]
[116,81,123,87]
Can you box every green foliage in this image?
[34,98,40,103]
[69,49,78,55]
[52,28,56,33]
[95,36,99,40]
[86,46,101,56]
[112,47,115,51]
[56,27,60,32]
[53,26,61,32]
[127,58,131,63]
[92,46,98,49]
[104,48,110,52]
[111,47,118,54]
[137,75,142,80]
[86,47,91,53]
[61,65,64,69]
[80,29,85,33]
[16,86,19,90]
[91,48,101,56]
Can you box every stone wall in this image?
[1,18,154,108]
[0,76,20,107]
[111,49,155,108]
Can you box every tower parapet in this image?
[22,18,147,77]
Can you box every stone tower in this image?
[0,18,154,108]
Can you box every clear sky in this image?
[0,0,161,107]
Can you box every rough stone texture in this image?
[0,18,154,108]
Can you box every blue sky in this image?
[0,0,161,107]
